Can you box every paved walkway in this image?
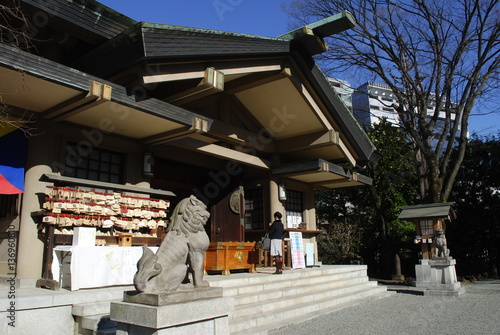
[269,279,500,335]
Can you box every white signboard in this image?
[289,231,305,269]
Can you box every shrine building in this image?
[0,0,379,287]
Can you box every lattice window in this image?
[63,143,124,184]
[244,188,264,229]
[286,189,303,226]
[420,219,434,236]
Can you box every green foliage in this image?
[316,120,419,276]
[366,119,419,222]
[286,0,500,202]
[317,220,363,265]
[449,133,500,278]
[316,188,368,265]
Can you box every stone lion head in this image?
[169,195,210,236]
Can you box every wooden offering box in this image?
[204,242,257,275]
[118,233,134,246]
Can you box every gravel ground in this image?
[269,279,500,335]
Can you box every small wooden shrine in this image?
[399,202,460,291]
[398,202,456,259]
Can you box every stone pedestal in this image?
[110,287,234,334]
[423,258,465,297]
[413,259,431,288]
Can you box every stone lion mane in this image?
[133,195,210,293]
[168,195,207,236]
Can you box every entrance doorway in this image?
[151,158,244,242]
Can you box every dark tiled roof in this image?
[399,203,456,220]
[21,0,136,41]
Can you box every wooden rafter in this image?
[276,130,339,153]
[41,81,110,120]
[141,117,208,145]
[166,68,224,105]
[224,68,291,95]
[203,119,275,153]
[172,137,271,170]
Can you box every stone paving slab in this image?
[269,279,500,335]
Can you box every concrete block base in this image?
[413,262,431,288]
[111,295,233,335]
[123,287,223,306]
[423,258,465,297]
[424,283,466,297]
[115,315,230,335]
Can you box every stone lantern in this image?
[398,202,465,296]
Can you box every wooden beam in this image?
[41,81,102,119]
[298,82,333,130]
[166,68,224,105]
[291,27,329,55]
[42,174,176,197]
[143,70,206,84]
[203,119,276,152]
[141,117,208,145]
[278,11,356,40]
[224,68,290,94]
[142,60,283,84]
[338,137,357,167]
[173,138,271,170]
[52,84,112,122]
[276,130,339,153]
[220,64,282,76]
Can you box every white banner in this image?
[289,231,305,269]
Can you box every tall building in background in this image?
[327,77,354,110]
[351,82,400,128]
[329,79,460,139]
[328,78,399,128]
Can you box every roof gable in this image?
[398,203,457,220]
[21,0,136,42]
[73,22,290,78]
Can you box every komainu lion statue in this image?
[433,228,450,258]
[134,195,210,293]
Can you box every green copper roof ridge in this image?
[277,10,356,40]
[140,22,288,41]
[92,1,138,26]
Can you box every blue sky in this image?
[98,0,499,136]
[98,0,292,38]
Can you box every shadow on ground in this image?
[374,278,425,296]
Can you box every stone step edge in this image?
[72,300,119,317]
[231,290,395,335]
[209,268,368,290]
[229,286,389,333]
[232,276,372,307]
[232,281,379,319]
[223,272,369,299]
[207,266,368,287]
[80,313,110,331]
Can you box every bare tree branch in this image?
[285,0,500,202]
[0,0,37,135]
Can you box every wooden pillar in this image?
[268,178,285,222]
[17,164,50,284]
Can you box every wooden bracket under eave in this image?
[141,117,208,145]
[166,68,224,105]
[41,81,112,121]
[276,130,340,153]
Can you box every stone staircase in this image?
[71,265,391,334]
[73,301,118,334]
[205,265,393,335]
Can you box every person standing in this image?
[268,211,284,274]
